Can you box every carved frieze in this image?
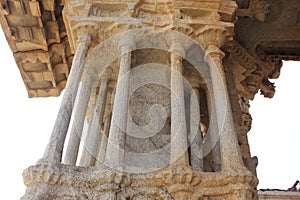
[22,164,257,200]
[63,0,237,50]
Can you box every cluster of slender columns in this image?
[42,34,91,163]
[104,38,135,169]
[42,34,245,173]
[64,68,95,165]
[79,76,109,166]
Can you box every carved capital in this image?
[76,34,92,49]
[73,22,104,48]
[119,37,136,52]
[197,25,232,50]
[204,44,225,68]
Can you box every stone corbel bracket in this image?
[224,40,278,99]
[236,0,270,22]
[0,0,72,97]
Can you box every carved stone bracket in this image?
[236,0,270,22]
[13,38,72,97]
[0,0,72,97]
[224,40,279,99]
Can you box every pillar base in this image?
[22,164,258,200]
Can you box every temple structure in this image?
[0,0,300,199]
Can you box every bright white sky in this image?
[0,29,299,199]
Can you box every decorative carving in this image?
[161,168,202,187]
[22,164,257,200]
[224,40,280,99]
[218,0,238,22]
[29,1,41,17]
[12,0,26,15]
[236,0,270,22]
[260,76,275,98]
[13,40,72,97]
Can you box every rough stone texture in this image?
[1,0,300,199]
[22,164,257,200]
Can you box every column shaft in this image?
[206,45,244,171]
[79,77,109,166]
[190,87,203,171]
[202,83,222,172]
[96,111,112,166]
[64,70,94,165]
[42,35,91,163]
[170,47,189,166]
[105,41,133,169]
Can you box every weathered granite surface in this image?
[1,0,300,199]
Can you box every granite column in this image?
[169,41,189,166]
[105,38,135,169]
[42,35,91,163]
[79,76,109,166]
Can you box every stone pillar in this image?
[42,35,91,163]
[205,44,244,171]
[206,86,222,172]
[96,110,112,166]
[201,81,222,172]
[105,38,135,169]
[79,76,109,166]
[169,41,189,166]
[189,80,203,171]
[64,68,95,165]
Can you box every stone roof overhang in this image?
[0,0,72,97]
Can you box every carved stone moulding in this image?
[224,40,279,100]
[22,164,258,200]
[63,0,237,52]
[0,0,47,52]
[257,40,300,62]
[13,38,72,97]
[65,0,237,21]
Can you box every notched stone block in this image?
[23,62,48,72]
[40,0,54,11]
[10,0,26,15]
[46,21,60,45]
[29,1,41,16]
[13,42,71,97]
